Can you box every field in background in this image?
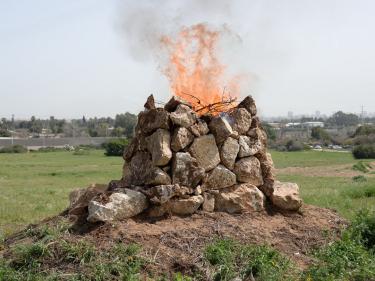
[0,149,374,235]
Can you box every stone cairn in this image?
[69,95,302,223]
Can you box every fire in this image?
[161,23,240,115]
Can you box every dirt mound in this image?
[2,204,346,277]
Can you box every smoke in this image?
[116,0,234,61]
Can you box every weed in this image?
[11,242,50,270]
[352,161,372,173]
[352,175,367,182]
[59,240,95,265]
[204,238,298,281]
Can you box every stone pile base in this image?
[69,95,302,222]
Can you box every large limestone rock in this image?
[171,127,194,152]
[149,184,192,204]
[238,96,257,116]
[126,152,154,186]
[164,96,192,112]
[145,167,171,186]
[258,152,275,197]
[214,183,265,213]
[172,152,205,188]
[189,119,209,137]
[271,181,302,211]
[189,134,220,171]
[137,108,170,134]
[238,136,262,158]
[146,129,172,166]
[202,165,236,190]
[68,184,108,216]
[170,104,197,127]
[220,137,239,170]
[87,189,148,222]
[233,156,264,186]
[230,108,252,135]
[209,116,233,144]
[169,195,204,215]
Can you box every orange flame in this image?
[161,24,240,115]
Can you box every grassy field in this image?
[0,149,374,236]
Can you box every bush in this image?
[352,161,372,173]
[285,140,304,152]
[352,175,367,182]
[0,145,27,154]
[102,138,129,156]
[353,144,375,159]
[304,209,375,280]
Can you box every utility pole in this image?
[361,105,364,125]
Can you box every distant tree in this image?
[262,123,276,141]
[114,112,137,138]
[29,116,42,134]
[354,125,375,137]
[327,111,359,127]
[311,127,331,141]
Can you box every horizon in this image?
[1,0,374,119]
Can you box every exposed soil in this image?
[2,204,347,277]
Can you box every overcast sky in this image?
[0,0,374,119]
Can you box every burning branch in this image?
[180,91,237,115]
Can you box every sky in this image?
[0,0,374,119]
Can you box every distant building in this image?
[302,121,324,128]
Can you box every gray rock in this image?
[189,119,209,137]
[146,129,172,166]
[202,165,236,190]
[137,108,170,134]
[209,116,233,144]
[238,136,262,158]
[145,167,171,186]
[87,189,148,222]
[189,134,220,171]
[233,156,264,186]
[144,94,155,110]
[258,152,275,197]
[171,127,194,152]
[170,104,197,127]
[172,152,205,188]
[220,137,239,170]
[271,181,302,211]
[164,96,192,112]
[149,184,192,204]
[68,184,107,216]
[214,183,265,213]
[127,152,154,186]
[238,95,257,116]
[169,195,204,215]
[230,108,252,134]
[202,192,215,212]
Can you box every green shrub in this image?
[352,175,367,182]
[102,138,129,156]
[353,161,372,173]
[303,234,375,281]
[286,140,304,152]
[0,145,27,154]
[350,209,375,250]
[353,144,375,159]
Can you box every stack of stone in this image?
[73,95,302,223]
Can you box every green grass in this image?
[270,150,356,168]
[0,150,122,235]
[0,149,374,235]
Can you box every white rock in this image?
[87,189,148,222]
[271,181,302,211]
[189,134,220,171]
